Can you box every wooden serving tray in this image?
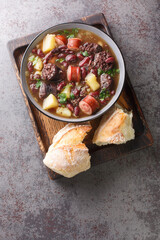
[8,13,153,179]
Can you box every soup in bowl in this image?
[21,23,125,122]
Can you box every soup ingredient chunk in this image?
[42,34,56,53]
[56,107,72,117]
[93,51,114,71]
[85,72,100,91]
[55,35,67,45]
[39,82,47,99]
[42,63,58,81]
[67,38,82,50]
[61,84,72,98]
[79,95,99,115]
[43,94,59,110]
[67,66,81,82]
[80,42,102,55]
[100,73,112,89]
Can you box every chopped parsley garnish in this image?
[58,93,67,104]
[98,68,104,76]
[98,67,120,76]
[70,93,75,99]
[36,80,42,88]
[56,58,65,63]
[81,50,89,57]
[67,34,75,39]
[99,88,110,100]
[59,28,79,39]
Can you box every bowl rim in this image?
[21,22,126,123]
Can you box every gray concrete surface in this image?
[0,0,160,239]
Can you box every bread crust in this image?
[93,106,135,145]
[43,123,92,178]
[43,143,91,178]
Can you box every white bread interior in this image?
[43,123,92,178]
[92,106,135,146]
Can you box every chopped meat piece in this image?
[47,83,57,96]
[100,73,112,89]
[42,63,58,81]
[39,82,47,99]
[70,97,81,107]
[79,42,102,55]
[93,51,114,71]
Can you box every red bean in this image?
[81,67,87,79]
[90,90,100,97]
[79,57,90,67]
[57,53,66,58]
[34,74,41,80]
[57,81,66,91]
[65,54,77,63]
[58,45,67,50]
[37,49,45,58]
[62,61,68,68]
[100,99,106,104]
[72,88,80,97]
[77,52,84,60]
[105,57,115,64]
[67,103,74,112]
[90,68,98,77]
[27,62,33,72]
[74,106,80,116]
[29,73,34,80]
[32,48,37,54]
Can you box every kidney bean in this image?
[105,57,115,64]
[34,74,41,80]
[65,54,77,63]
[74,106,80,116]
[57,81,66,91]
[90,68,98,77]
[57,53,66,58]
[62,61,68,68]
[37,49,45,58]
[89,55,94,61]
[79,57,90,67]
[90,90,100,97]
[72,88,80,97]
[81,67,87,79]
[32,48,37,54]
[29,73,34,80]
[100,99,107,105]
[67,103,74,112]
[77,52,84,60]
[27,62,33,72]
[58,45,67,51]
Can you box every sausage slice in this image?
[79,95,99,115]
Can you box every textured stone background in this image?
[0,0,160,239]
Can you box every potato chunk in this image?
[56,107,72,117]
[34,58,43,71]
[43,94,58,110]
[61,84,71,98]
[85,73,100,91]
[42,34,56,53]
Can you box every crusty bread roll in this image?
[43,123,92,178]
[52,123,92,147]
[92,106,135,146]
